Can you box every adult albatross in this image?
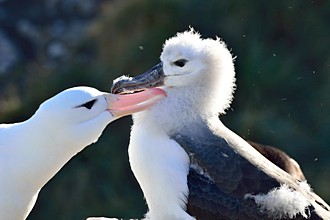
[111,30,330,219]
[0,86,165,220]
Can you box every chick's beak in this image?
[104,88,166,118]
[111,62,165,94]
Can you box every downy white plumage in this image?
[108,29,330,220]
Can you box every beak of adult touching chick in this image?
[105,87,166,118]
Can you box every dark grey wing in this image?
[187,168,274,220]
[187,168,315,220]
[173,133,280,195]
[172,132,315,219]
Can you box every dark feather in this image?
[171,121,327,220]
[248,141,306,181]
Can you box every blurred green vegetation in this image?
[0,0,329,219]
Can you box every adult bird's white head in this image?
[34,86,165,147]
[0,86,165,220]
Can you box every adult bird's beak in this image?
[111,62,165,94]
[104,88,166,118]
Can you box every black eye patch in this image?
[173,59,188,67]
[76,99,97,110]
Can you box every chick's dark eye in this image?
[78,99,97,110]
[173,59,187,67]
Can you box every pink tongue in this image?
[110,88,166,112]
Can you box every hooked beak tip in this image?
[111,62,165,94]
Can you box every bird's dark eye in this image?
[77,99,97,110]
[173,59,187,67]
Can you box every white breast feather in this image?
[129,114,194,220]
